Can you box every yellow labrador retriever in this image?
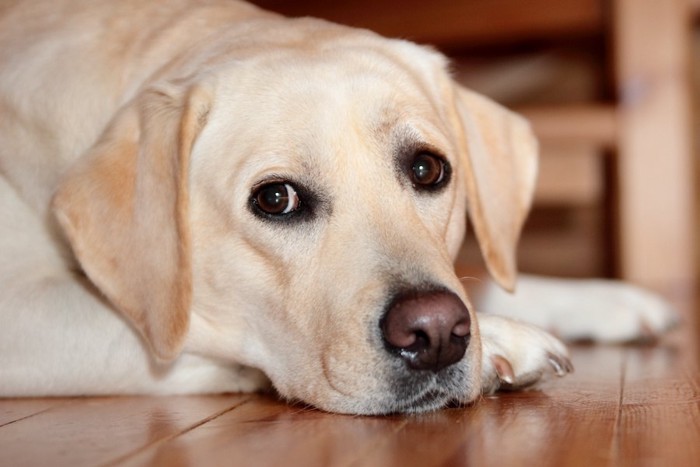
[0,0,675,414]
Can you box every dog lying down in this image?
[0,0,677,414]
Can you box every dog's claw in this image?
[547,352,574,376]
[492,355,515,384]
[480,314,572,394]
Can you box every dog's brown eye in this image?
[411,153,445,187]
[253,182,300,215]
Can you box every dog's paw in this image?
[562,280,679,343]
[478,314,573,394]
[479,275,679,343]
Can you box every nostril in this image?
[452,320,471,338]
[381,288,471,372]
[399,329,430,353]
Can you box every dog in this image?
[0,0,676,414]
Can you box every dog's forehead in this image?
[215,32,449,124]
[210,39,453,161]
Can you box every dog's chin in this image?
[300,362,473,415]
[385,363,472,414]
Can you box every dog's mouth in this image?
[311,351,472,415]
[384,362,470,414]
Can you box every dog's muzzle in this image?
[380,289,471,372]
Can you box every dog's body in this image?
[0,0,675,414]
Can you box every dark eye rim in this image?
[409,151,452,192]
[249,178,317,223]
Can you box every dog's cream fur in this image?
[0,0,676,414]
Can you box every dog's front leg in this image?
[477,274,678,343]
[478,314,573,394]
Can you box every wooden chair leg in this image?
[613,0,695,291]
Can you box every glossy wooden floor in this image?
[2,291,699,467]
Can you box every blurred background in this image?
[253,0,699,295]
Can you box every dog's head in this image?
[52,18,537,414]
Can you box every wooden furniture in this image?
[613,0,695,291]
[253,0,696,291]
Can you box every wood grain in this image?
[0,398,73,427]
[0,395,249,467]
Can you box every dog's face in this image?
[187,40,478,414]
[53,20,537,414]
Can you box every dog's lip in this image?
[320,360,453,414]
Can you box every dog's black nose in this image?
[381,290,471,372]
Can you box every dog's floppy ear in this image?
[454,86,538,292]
[53,82,212,360]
